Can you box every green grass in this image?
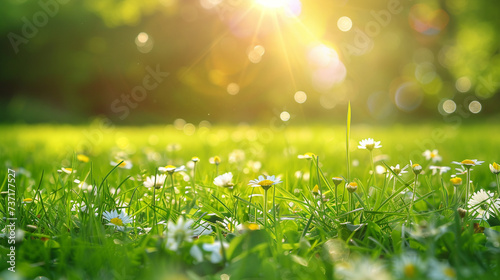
[1,122,500,279]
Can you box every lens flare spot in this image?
[469,101,482,114]
[294,91,307,104]
[442,99,456,114]
[395,82,423,112]
[455,76,471,93]
[337,16,352,32]
[280,111,291,121]
[307,43,339,68]
[227,83,240,95]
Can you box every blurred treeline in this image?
[0,0,499,125]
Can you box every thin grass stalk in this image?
[407,174,419,228]
[263,189,268,229]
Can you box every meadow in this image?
[1,120,500,280]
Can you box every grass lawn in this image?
[1,122,500,279]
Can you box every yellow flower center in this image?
[77,154,89,163]
[444,267,456,278]
[118,161,127,167]
[430,152,436,158]
[461,160,475,165]
[110,217,124,226]
[348,182,358,187]
[165,165,176,169]
[404,264,416,278]
[412,164,420,168]
[214,156,221,164]
[23,198,33,203]
[247,223,259,230]
[365,143,375,150]
[312,185,319,195]
[492,162,500,170]
[259,180,274,187]
[450,177,462,185]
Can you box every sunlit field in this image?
[1,121,500,279]
[3,0,500,279]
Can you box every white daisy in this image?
[428,259,456,280]
[429,165,451,175]
[213,172,234,188]
[110,159,133,169]
[209,156,221,165]
[298,152,315,159]
[191,156,200,162]
[423,149,442,163]
[336,257,391,280]
[103,209,132,231]
[58,167,76,174]
[455,166,472,175]
[248,175,282,191]
[192,220,213,236]
[468,189,500,220]
[410,161,422,175]
[165,217,194,251]
[490,162,500,174]
[357,138,382,151]
[202,241,229,263]
[392,252,425,279]
[143,174,167,189]
[190,245,203,263]
[451,159,484,168]
[158,165,187,173]
[390,164,408,178]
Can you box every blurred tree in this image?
[0,0,498,124]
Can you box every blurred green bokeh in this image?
[1,0,499,124]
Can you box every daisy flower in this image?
[451,159,484,168]
[449,177,462,187]
[392,252,425,279]
[468,189,500,220]
[191,157,200,163]
[165,217,194,251]
[490,162,500,174]
[158,165,187,173]
[214,172,234,188]
[391,164,408,175]
[332,177,343,186]
[192,220,213,237]
[190,245,204,263]
[22,198,33,204]
[410,161,422,175]
[429,165,451,175]
[58,167,76,174]
[428,259,456,280]
[143,174,167,189]
[103,209,132,231]
[423,149,442,163]
[110,159,133,169]
[357,138,382,151]
[209,156,221,165]
[298,152,316,159]
[336,257,391,280]
[202,241,229,263]
[454,166,472,175]
[248,175,282,191]
[346,182,358,193]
